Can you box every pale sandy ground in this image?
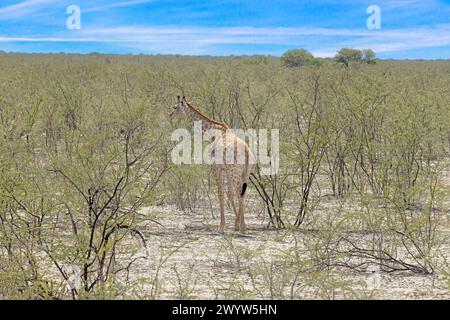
[21,168,446,299]
[125,199,450,300]
[121,167,450,300]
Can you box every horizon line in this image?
[1,50,449,61]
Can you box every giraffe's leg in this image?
[212,167,225,234]
[227,184,239,231]
[234,175,248,234]
[238,191,246,234]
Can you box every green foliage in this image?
[362,49,376,64]
[243,55,273,65]
[335,48,377,66]
[0,55,170,299]
[335,48,363,66]
[281,49,318,67]
[0,53,449,299]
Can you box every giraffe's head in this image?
[169,95,188,118]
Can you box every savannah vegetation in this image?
[0,51,449,299]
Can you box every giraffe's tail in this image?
[240,146,252,197]
[240,182,248,197]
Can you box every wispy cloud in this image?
[0,0,154,20]
[2,24,450,56]
[1,0,449,57]
[84,0,153,13]
[381,0,435,10]
[0,0,53,18]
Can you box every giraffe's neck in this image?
[185,107,225,133]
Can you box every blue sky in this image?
[1,0,450,58]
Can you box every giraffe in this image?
[170,96,253,234]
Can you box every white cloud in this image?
[84,1,153,13]
[2,24,450,56]
[380,0,436,10]
[0,0,153,20]
[0,0,53,18]
[76,25,450,53]
[312,50,339,58]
